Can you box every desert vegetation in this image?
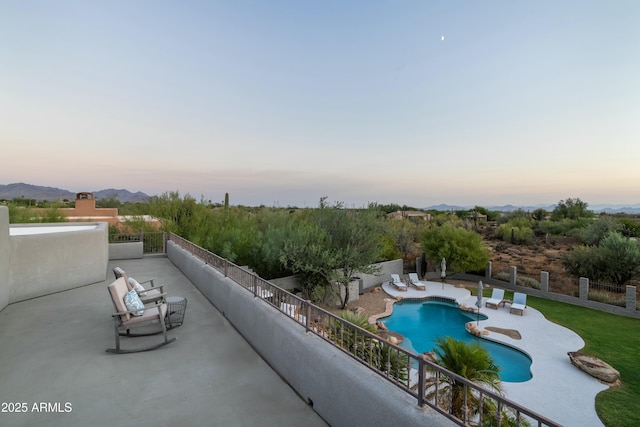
[8,194,640,304]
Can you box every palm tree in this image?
[330,311,409,385]
[425,337,502,422]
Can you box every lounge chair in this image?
[510,292,527,315]
[408,273,425,290]
[106,277,176,354]
[113,267,165,305]
[390,274,408,291]
[485,288,506,309]
[280,303,307,323]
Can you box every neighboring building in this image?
[387,210,432,221]
[60,192,120,225]
[60,192,161,229]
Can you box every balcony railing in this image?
[168,233,560,427]
[109,231,167,254]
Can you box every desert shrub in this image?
[537,218,590,237]
[493,271,510,282]
[618,218,640,238]
[493,223,534,245]
[578,216,622,246]
[517,276,541,289]
[588,290,626,307]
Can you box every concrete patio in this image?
[0,256,328,427]
[381,280,608,427]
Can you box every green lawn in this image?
[475,286,640,427]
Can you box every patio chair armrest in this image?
[140,292,167,304]
[138,278,156,287]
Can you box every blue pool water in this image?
[381,301,532,382]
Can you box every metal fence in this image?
[168,233,560,427]
[109,231,167,254]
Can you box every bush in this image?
[493,223,534,245]
[517,276,541,289]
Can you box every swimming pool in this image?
[381,300,532,383]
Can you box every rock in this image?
[422,351,438,363]
[376,321,388,331]
[372,286,381,293]
[568,352,620,384]
[395,296,403,301]
[388,336,398,345]
[353,306,365,315]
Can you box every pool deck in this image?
[381,280,608,427]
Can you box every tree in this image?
[330,311,408,385]
[420,224,491,273]
[531,208,548,221]
[281,199,383,308]
[425,337,501,421]
[551,198,591,221]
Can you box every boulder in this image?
[422,351,438,364]
[376,321,388,331]
[353,306,365,315]
[568,352,620,384]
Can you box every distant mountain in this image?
[424,203,640,214]
[424,204,554,212]
[0,183,150,203]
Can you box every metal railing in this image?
[169,233,560,427]
[109,231,167,254]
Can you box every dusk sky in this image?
[2,1,639,208]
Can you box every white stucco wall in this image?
[0,207,10,312]
[7,222,109,303]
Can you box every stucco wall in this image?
[167,241,453,427]
[109,242,144,260]
[0,207,10,312]
[8,223,109,302]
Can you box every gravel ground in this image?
[341,279,477,319]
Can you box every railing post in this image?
[417,357,425,408]
[252,274,258,297]
[224,260,229,277]
[305,300,311,333]
[579,277,589,300]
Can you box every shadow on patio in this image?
[0,256,328,427]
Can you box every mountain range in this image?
[2,183,639,213]
[424,203,640,215]
[0,183,150,203]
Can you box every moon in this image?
[441,36,445,41]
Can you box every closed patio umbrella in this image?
[476,280,483,325]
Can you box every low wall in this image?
[358,258,403,290]
[0,207,9,312]
[167,241,453,427]
[7,222,109,303]
[451,272,640,319]
[271,259,404,293]
[109,242,144,260]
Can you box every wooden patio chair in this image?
[106,277,176,354]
